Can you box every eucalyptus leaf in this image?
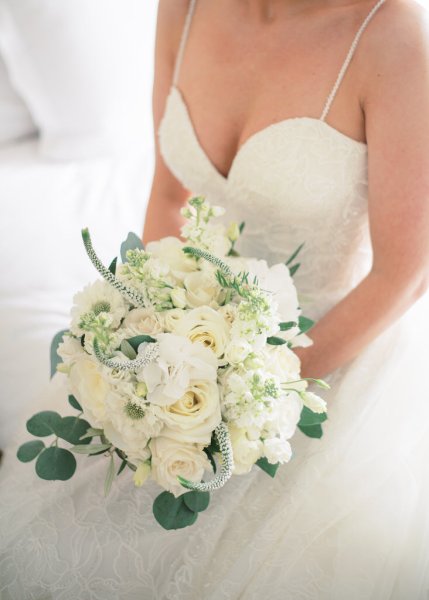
[153,491,198,530]
[256,456,280,478]
[298,316,315,334]
[120,339,137,360]
[298,406,328,428]
[279,321,297,331]
[267,336,287,346]
[68,395,82,411]
[203,447,217,474]
[104,455,116,496]
[126,335,156,352]
[26,411,62,438]
[35,447,76,480]
[120,232,144,263]
[50,329,68,378]
[17,440,45,463]
[56,417,92,445]
[79,427,104,440]
[298,423,323,439]
[183,491,210,512]
[70,443,111,455]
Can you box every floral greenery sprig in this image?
[176,421,234,492]
[81,228,148,308]
[93,338,160,372]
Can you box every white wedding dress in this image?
[1,1,429,598]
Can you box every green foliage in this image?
[26,411,62,437]
[17,440,45,463]
[298,316,314,334]
[50,329,68,378]
[104,455,116,496]
[125,334,157,353]
[70,443,111,455]
[153,491,198,530]
[279,321,297,331]
[239,221,245,234]
[68,394,82,411]
[120,232,144,263]
[267,336,287,346]
[203,447,217,474]
[298,423,323,439]
[286,242,305,266]
[108,256,117,275]
[288,263,300,277]
[183,490,210,512]
[256,456,280,478]
[55,417,92,445]
[298,406,327,428]
[35,447,77,480]
[120,339,137,359]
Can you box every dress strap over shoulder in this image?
[320,0,386,121]
[172,0,198,87]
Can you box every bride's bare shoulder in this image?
[156,0,191,56]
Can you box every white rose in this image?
[224,339,252,365]
[69,356,111,426]
[170,287,187,309]
[301,391,327,414]
[150,436,211,497]
[162,308,185,332]
[138,334,217,406]
[146,237,197,281]
[175,306,230,358]
[122,308,164,336]
[183,271,224,308]
[70,279,127,336]
[263,437,292,464]
[228,425,263,475]
[266,393,303,440]
[265,345,301,380]
[160,381,221,444]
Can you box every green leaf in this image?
[117,459,128,476]
[256,456,280,478]
[68,394,82,411]
[183,490,210,512]
[203,447,217,474]
[298,406,327,428]
[79,427,104,440]
[126,335,156,353]
[17,440,45,463]
[104,455,116,496]
[267,336,287,346]
[120,339,137,360]
[26,411,62,437]
[120,232,144,263]
[56,417,92,445]
[279,321,297,331]
[35,447,77,481]
[70,443,111,455]
[50,329,68,378]
[286,242,305,266]
[298,423,323,439]
[108,256,118,275]
[298,316,314,334]
[289,263,300,277]
[153,491,198,530]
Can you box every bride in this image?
[1,0,429,598]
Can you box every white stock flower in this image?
[160,381,221,444]
[150,436,211,497]
[175,306,230,358]
[224,339,253,365]
[69,356,111,426]
[137,334,217,406]
[170,287,187,309]
[70,280,127,336]
[301,391,327,414]
[263,437,292,464]
[228,425,263,475]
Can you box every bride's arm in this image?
[296,4,429,379]
[142,0,191,245]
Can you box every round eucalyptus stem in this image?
[81,228,147,308]
[93,338,160,372]
[177,421,234,492]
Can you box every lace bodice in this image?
[158,0,387,319]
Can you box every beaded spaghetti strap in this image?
[172,0,197,87]
[320,0,386,121]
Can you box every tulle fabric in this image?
[1,292,428,599]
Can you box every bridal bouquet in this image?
[18,196,328,530]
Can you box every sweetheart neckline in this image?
[166,85,367,183]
